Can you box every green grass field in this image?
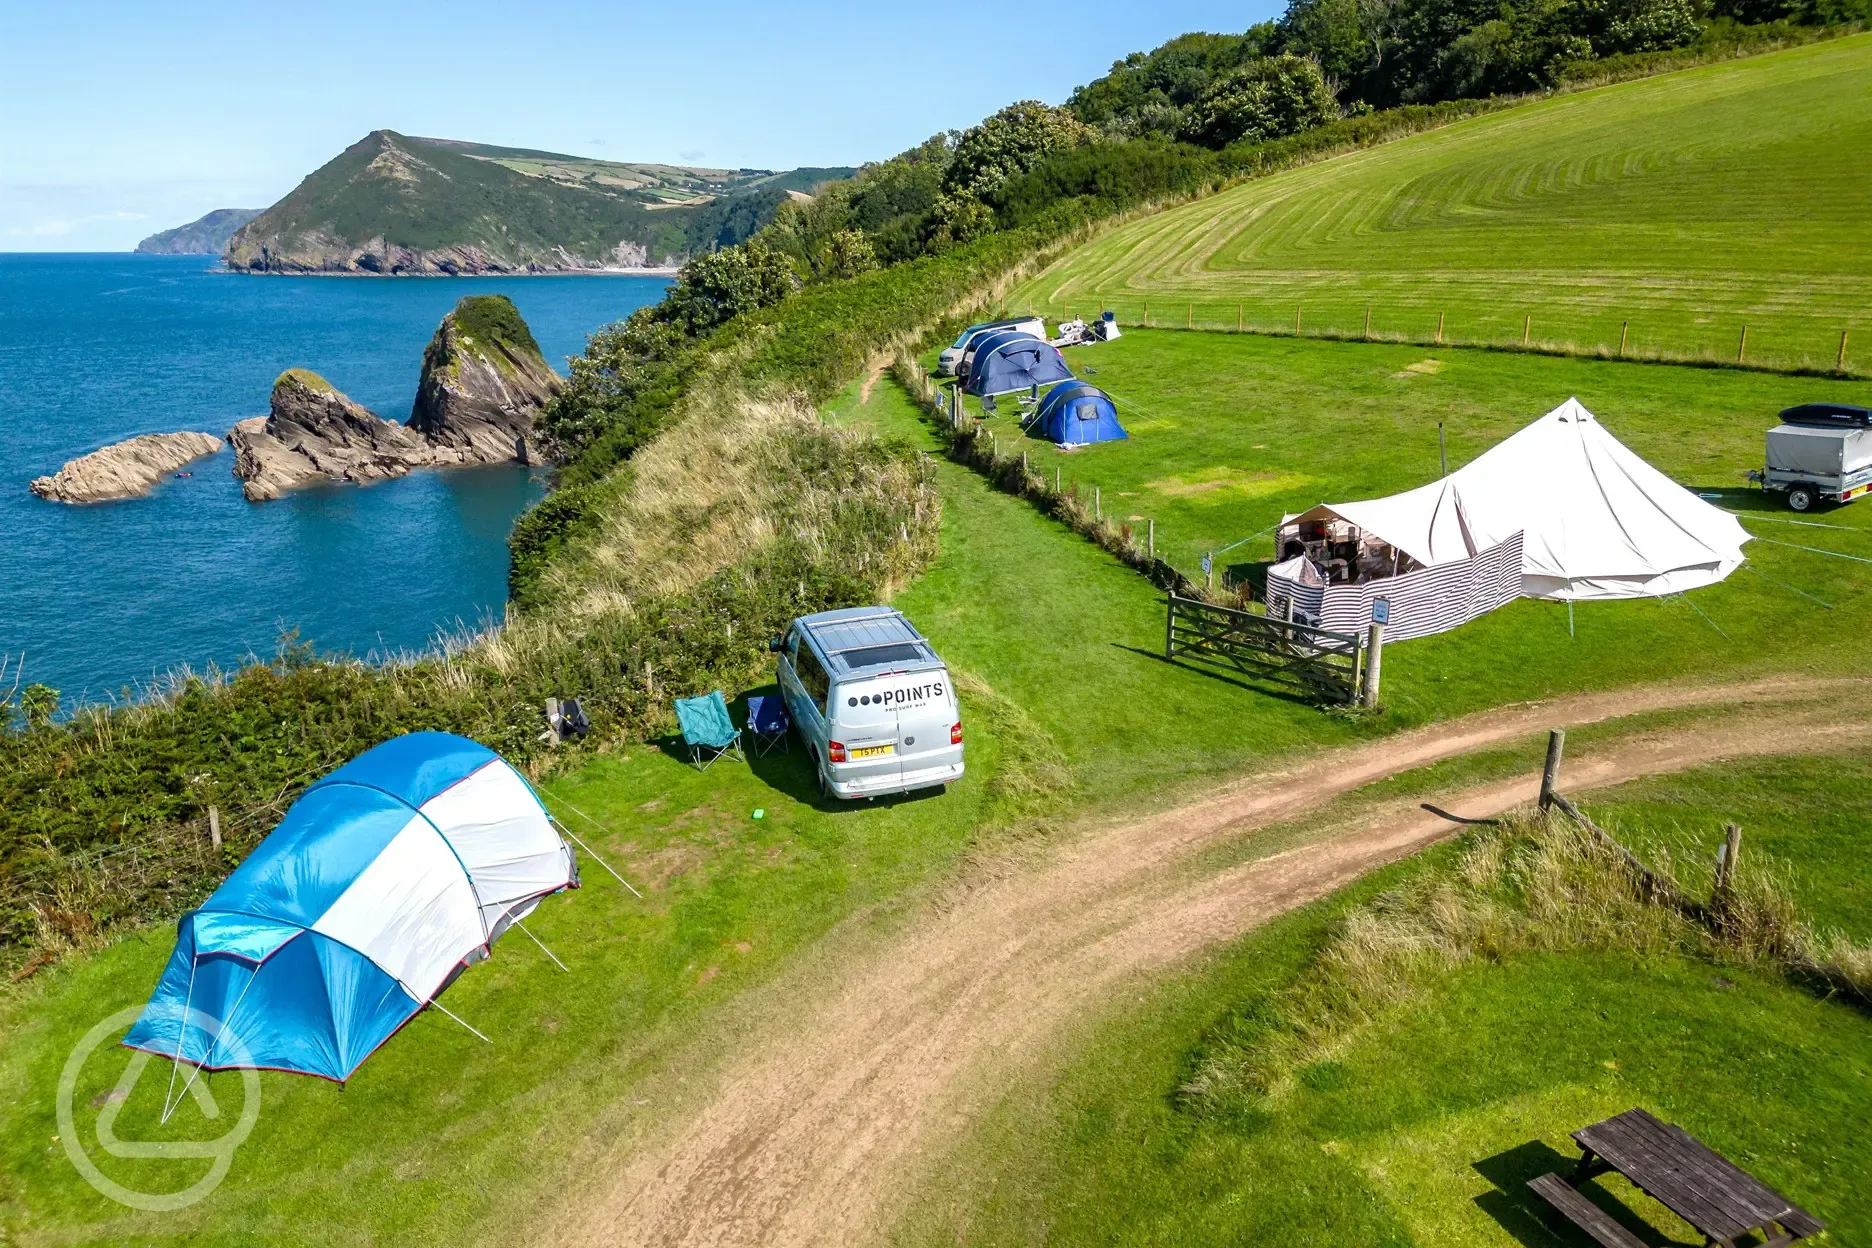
[11,362,1872,1241]
[890,750,1872,1248]
[0,381,1381,1244]
[1012,35,1872,373]
[942,328,1872,723]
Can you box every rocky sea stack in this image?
[229,369,437,501]
[409,295,561,464]
[30,432,224,503]
[228,302,557,501]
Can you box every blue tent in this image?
[122,732,577,1082]
[958,328,1036,385]
[964,333,1075,397]
[1032,382,1127,446]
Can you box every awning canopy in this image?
[1289,399,1747,601]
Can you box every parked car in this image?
[770,606,963,800]
[936,316,1045,377]
[1751,403,1872,511]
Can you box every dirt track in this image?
[547,676,1872,1248]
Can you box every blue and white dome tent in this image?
[123,732,585,1083]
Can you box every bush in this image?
[1179,54,1340,148]
[656,240,800,335]
[942,101,1095,201]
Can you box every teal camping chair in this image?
[675,690,745,771]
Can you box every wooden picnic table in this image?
[1541,1107,1825,1248]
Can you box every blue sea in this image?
[0,254,669,705]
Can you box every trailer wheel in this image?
[1787,484,1818,512]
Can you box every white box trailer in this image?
[1755,404,1872,511]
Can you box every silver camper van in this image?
[770,607,963,800]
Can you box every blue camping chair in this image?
[746,693,790,757]
[675,691,745,771]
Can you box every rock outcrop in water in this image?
[228,370,439,501]
[409,296,561,464]
[30,432,224,503]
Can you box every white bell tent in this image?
[1269,399,1748,641]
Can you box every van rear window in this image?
[837,643,925,670]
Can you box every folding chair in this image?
[674,690,744,771]
[745,693,790,757]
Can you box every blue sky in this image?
[0,1,1274,251]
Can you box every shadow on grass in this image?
[647,688,950,814]
[1113,644,1336,710]
[1473,1141,1688,1248]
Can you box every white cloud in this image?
[5,208,147,238]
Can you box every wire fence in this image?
[1014,297,1866,379]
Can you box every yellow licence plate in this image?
[849,744,895,760]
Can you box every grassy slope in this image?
[0,382,1368,1243]
[1568,751,1872,941]
[944,328,1872,726]
[1014,35,1872,372]
[890,751,1872,1248]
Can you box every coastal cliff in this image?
[135,208,260,255]
[229,370,438,501]
[223,130,847,275]
[30,432,224,502]
[409,296,561,464]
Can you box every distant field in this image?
[939,328,1872,721]
[949,328,1872,578]
[1014,36,1872,373]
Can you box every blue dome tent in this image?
[122,732,584,1084]
[963,333,1075,397]
[957,328,1037,386]
[1031,382,1127,446]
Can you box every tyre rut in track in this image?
[549,675,1871,1248]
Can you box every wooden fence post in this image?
[1523,314,1531,346]
[1094,486,1102,522]
[1840,330,1850,372]
[1618,321,1629,358]
[1361,622,1384,707]
[1021,449,1029,479]
[1055,464,1062,493]
[1436,311,1445,345]
[1737,325,1748,363]
[208,805,222,851]
[1143,300,1149,327]
[1165,595,1178,659]
[1364,305,1373,339]
[1238,303,1244,332]
[1715,822,1743,901]
[1205,553,1215,591]
[1295,304,1303,335]
[1539,729,1566,811]
[1148,517,1155,559]
[1187,302,1193,329]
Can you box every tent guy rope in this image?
[516,919,569,972]
[549,808,645,898]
